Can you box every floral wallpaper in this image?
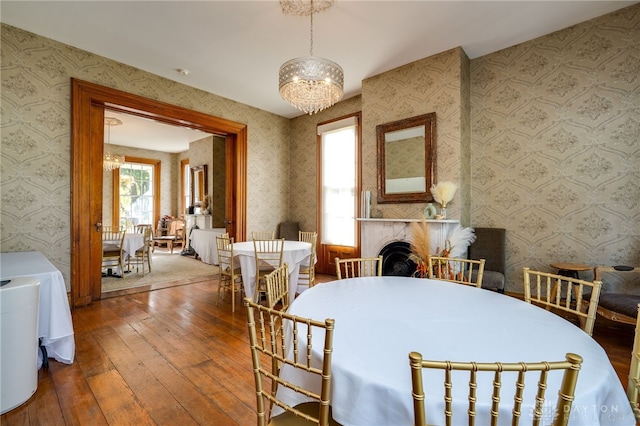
[470,4,640,292]
[1,3,638,295]
[0,23,290,290]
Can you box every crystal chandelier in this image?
[279,0,344,115]
[103,116,124,171]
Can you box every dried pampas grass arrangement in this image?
[409,217,431,277]
[430,181,458,208]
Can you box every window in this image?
[181,159,190,215]
[114,158,160,229]
[320,116,358,247]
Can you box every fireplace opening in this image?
[379,241,417,277]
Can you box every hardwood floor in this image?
[1,276,635,425]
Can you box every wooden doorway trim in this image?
[71,78,247,308]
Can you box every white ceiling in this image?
[2,0,636,151]
[104,110,213,153]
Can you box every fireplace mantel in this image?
[358,218,459,258]
[357,218,459,224]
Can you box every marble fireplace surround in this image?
[358,218,460,259]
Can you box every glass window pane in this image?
[322,126,356,246]
[119,162,154,229]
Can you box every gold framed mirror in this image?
[376,113,436,203]
[191,164,208,206]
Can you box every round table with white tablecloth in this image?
[232,240,311,302]
[277,276,635,426]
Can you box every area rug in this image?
[101,250,219,293]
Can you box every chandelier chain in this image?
[309,1,314,56]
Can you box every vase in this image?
[440,205,447,219]
[423,203,437,219]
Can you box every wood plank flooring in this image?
[1,275,635,425]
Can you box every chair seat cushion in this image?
[588,293,640,318]
[471,270,505,291]
[269,402,339,426]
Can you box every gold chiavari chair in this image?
[251,231,276,240]
[244,298,339,426]
[298,231,317,289]
[127,225,152,276]
[523,267,602,336]
[409,351,583,426]
[102,226,126,279]
[335,256,383,280]
[265,263,290,311]
[215,235,243,313]
[253,238,285,302]
[627,304,640,420]
[428,256,485,288]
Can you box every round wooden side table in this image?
[549,262,592,279]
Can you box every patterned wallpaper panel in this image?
[211,136,226,228]
[1,23,290,290]
[470,4,640,292]
[361,48,468,222]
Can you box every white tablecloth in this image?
[122,233,145,257]
[190,228,227,265]
[0,251,75,369]
[280,276,635,426]
[232,240,311,302]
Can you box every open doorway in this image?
[71,79,247,308]
[100,110,222,294]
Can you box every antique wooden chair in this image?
[588,266,640,325]
[467,227,506,293]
